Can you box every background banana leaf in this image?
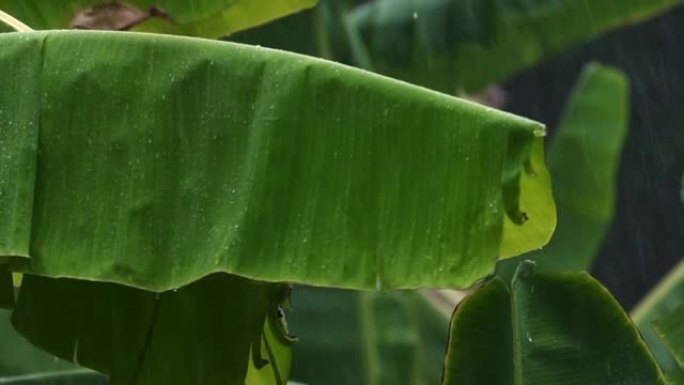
[654,305,684,370]
[0,0,317,37]
[228,0,681,97]
[0,30,554,292]
[497,63,629,280]
[442,262,667,385]
[287,288,449,385]
[348,0,680,93]
[632,260,684,382]
[0,309,107,384]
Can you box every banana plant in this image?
[0,8,554,383]
[1,2,682,385]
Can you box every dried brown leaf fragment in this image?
[70,1,170,31]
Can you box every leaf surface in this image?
[0,30,554,291]
[442,262,667,385]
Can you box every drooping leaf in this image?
[348,0,680,93]
[497,63,629,281]
[0,0,317,37]
[441,279,512,385]
[11,273,288,385]
[632,260,684,380]
[0,30,554,292]
[442,261,667,385]
[287,287,449,385]
[246,311,294,385]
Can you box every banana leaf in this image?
[1,308,107,384]
[497,64,629,281]
[288,287,449,385]
[229,0,352,63]
[442,261,668,385]
[0,30,554,292]
[0,0,317,37]
[11,273,291,385]
[349,0,680,93]
[0,371,106,385]
[632,260,684,381]
[654,304,684,371]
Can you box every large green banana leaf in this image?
[632,260,684,382]
[442,261,667,385]
[287,287,449,385]
[10,273,291,385]
[0,30,554,292]
[0,0,317,37]
[349,0,680,93]
[497,64,629,281]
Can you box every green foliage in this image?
[654,304,684,371]
[497,63,629,280]
[632,260,684,382]
[1,1,681,385]
[443,262,668,385]
[0,30,553,292]
[0,0,317,37]
[288,288,449,385]
[11,274,290,385]
[0,309,105,384]
[349,0,679,92]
